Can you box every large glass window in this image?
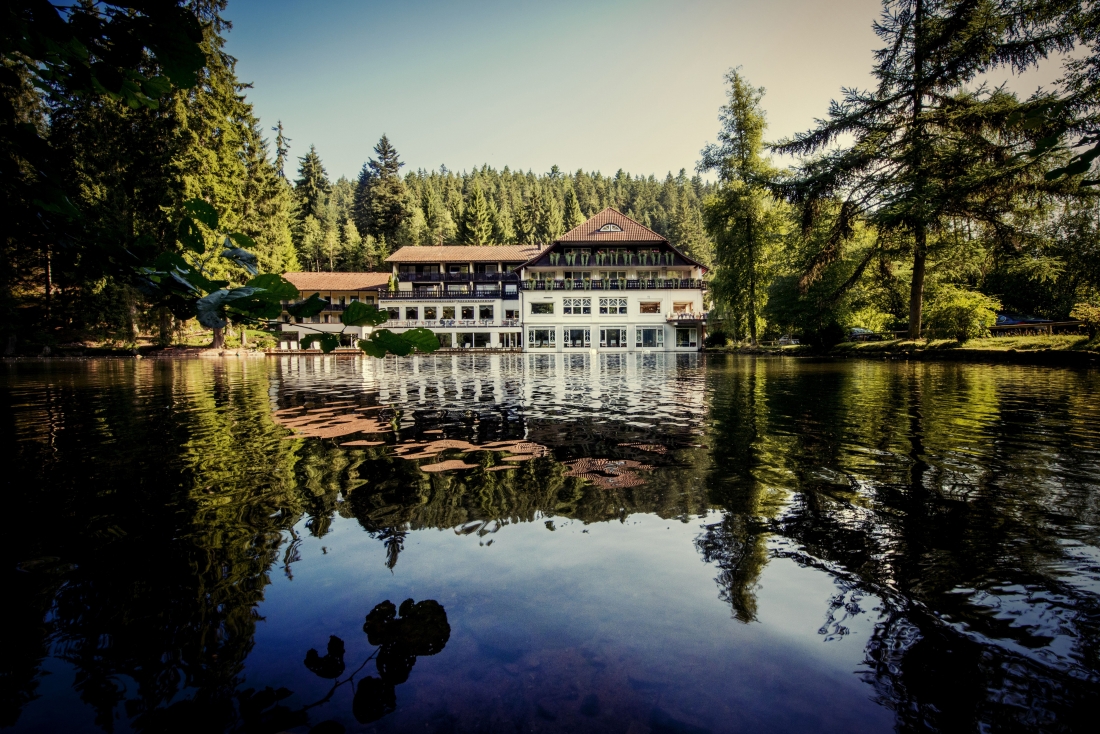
[404,307,418,320]
[441,306,456,320]
[599,298,628,315]
[599,271,626,280]
[565,329,590,347]
[635,328,664,348]
[600,328,627,348]
[461,306,474,319]
[676,328,698,347]
[563,298,591,315]
[457,332,473,347]
[423,306,437,320]
[479,305,494,320]
[563,271,591,281]
[437,333,453,348]
[527,328,555,348]
[531,302,554,315]
[473,333,491,348]
[386,307,400,320]
[639,301,661,314]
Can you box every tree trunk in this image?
[157,308,172,347]
[211,327,225,349]
[44,245,52,326]
[908,227,927,339]
[240,325,248,347]
[746,215,758,347]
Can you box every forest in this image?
[2,0,1098,348]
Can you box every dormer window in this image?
[597,223,622,232]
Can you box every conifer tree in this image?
[700,69,785,346]
[563,185,586,230]
[492,198,517,243]
[459,185,493,245]
[363,134,408,242]
[536,188,564,244]
[352,163,373,238]
[776,0,1074,337]
[272,120,291,181]
[293,145,331,222]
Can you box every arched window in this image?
[597,223,623,232]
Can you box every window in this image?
[531,302,554,315]
[461,306,474,319]
[350,296,359,303]
[676,328,698,347]
[528,328,555,347]
[386,307,400,320]
[636,327,664,348]
[600,328,627,348]
[457,332,473,348]
[405,307,418,320]
[479,305,494,320]
[563,271,591,280]
[639,301,661,314]
[442,306,456,320]
[505,309,518,320]
[474,263,498,273]
[363,296,374,305]
[565,328,591,347]
[599,271,626,280]
[474,333,491,347]
[437,333,453,348]
[563,298,591,315]
[599,298,628,315]
[339,296,346,306]
[447,264,468,274]
[423,306,437,320]
[637,270,659,281]
[673,302,692,314]
[598,223,623,232]
[667,271,688,280]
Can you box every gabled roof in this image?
[283,272,391,292]
[556,207,667,243]
[386,245,540,264]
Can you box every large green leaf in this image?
[399,328,441,353]
[177,217,205,254]
[301,333,341,353]
[341,301,389,327]
[221,247,259,275]
[368,329,413,356]
[183,198,218,229]
[246,273,299,301]
[228,297,282,320]
[228,232,258,250]
[195,288,258,329]
[358,337,389,358]
[287,293,327,318]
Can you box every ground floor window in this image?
[457,332,473,348]
[474,333,491,348]
[564,328,591,347]
[437,333,453,348]
[500,332,521,348]
[636,327,664,348]
[528,328,555,348]
[600,328,627,347]
[676,328,698,347]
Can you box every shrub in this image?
[1071,302,1100,339]
[924,287,1000,343]
[704,330,729,348]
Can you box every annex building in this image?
[277,208,708,352]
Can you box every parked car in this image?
[777,335,800,346]
[996,313,1053,325]
[847,327,884,342]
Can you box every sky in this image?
[224,0,1068,182]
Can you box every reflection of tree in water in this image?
[699,358,1100,730]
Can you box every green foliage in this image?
[1070,301,1100,338]
[458,184,493,245]
[925,286,1000,343]
[358,328,439,358]
[294,145,331,221]
[301,333,341,353]
[341,302,389,327]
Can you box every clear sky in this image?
[223,0,1065,181]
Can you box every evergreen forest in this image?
[2,0,1099,348]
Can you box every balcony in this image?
[379,288,519,301]
[396,272,520,283]
[667,312,708,324]
[522,279,706,291]
[384,319,522,329]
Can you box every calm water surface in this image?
[4,354,1099,733]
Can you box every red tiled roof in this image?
[386,245,540,264]
[555,207,667,243]
[283,272,391,292]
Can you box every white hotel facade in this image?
[278,208,707,352]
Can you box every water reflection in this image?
[3,355,1099,732]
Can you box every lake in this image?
[4,354,1099,733]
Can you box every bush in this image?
[924,287,1000,343]
[802,321,847,350]
[1071,302,1100,339]
[704,330,729,348]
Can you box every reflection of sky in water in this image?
[6,354,1100,732]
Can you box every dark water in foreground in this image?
[3,354,1099,733]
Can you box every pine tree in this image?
[363,134,408,241]
[535,188,563,244]
[294,145,331,222]
[352,163,372,238]
[776,0,1073,337]
[563,185,585,230]
[459,185,493,245]
[272,120,291,181]
[492,198,517,243]
[700,69,784,346]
